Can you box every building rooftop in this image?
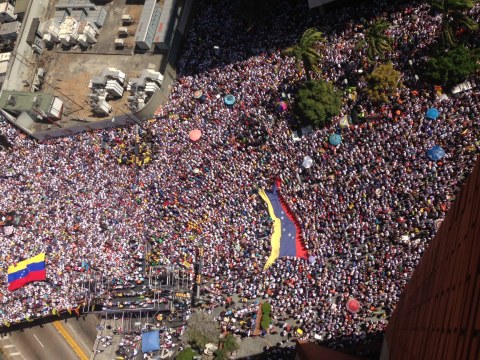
[6,0,165,123]
[0,0,195,139]
[0,90,55,113]
[14,0,29,15]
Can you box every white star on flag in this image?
[288,233,292,237]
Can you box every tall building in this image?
[307,0,336,9]
[383,155,480,359]
[295,340,361,359]
[295,155,480,359]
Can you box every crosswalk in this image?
[0,335,26,359]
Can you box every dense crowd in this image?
[1,0,479,351]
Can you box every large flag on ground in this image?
[7,253,46,291]
[259,180,307,269]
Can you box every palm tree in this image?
[430,0,479,47]
[356,20,392,62]
[283,28,326,80]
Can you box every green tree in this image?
[221,333,240,353]
[182,311,219,350]
[365,62,402,104]
[429,0,479,47]
[214,348,228,360]
[283,28,326,80]
[176,347,196,360]
[424,45,480,87]
[356,19,393,62]
[295,79,342,128]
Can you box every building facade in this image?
[383,155,480,359]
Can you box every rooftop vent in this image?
[33,96,42,108]
[6,95,15,106]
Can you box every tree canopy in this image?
[429,0,479,47]
[356,19,393,62]
[424,45,479,87]
[283,28,326,80]
[221,333,239,353]
[183,311,219,350]
[295,80,342,128]
[365,62,402,104]
[214,334,239,360]
[214,348,228,360]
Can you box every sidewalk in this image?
[206,293,298,359]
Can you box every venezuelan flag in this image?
[259,180,307,269]
[7,253,46,291]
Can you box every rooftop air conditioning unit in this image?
[32,96,42,108]
[118,27,128,36]
[114,38,124,48]
[121,14,133,25]
[7,94,15,106]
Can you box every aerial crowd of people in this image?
[0,0,479,351]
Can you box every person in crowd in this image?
[0,0,478,350]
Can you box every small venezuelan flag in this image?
[7,253,46,291]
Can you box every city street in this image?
[0,315,98,360]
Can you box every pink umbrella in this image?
[189,129,202,142]
[346,298,361,313]
[275,101,288,112]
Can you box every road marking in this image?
[3,344,14,348]
[33,334,45,348]
[0,335,9,340]
[9,352,21,356]
[53,321,89,360]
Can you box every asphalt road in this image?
[1,315,98,360]
[9,323,78,360]
[60,315,99,359]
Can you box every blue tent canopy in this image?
[224,94,236,106]
[141,330,160,353]
[427,145,445,161]
[329,134,342,146]
[426,108,440,120]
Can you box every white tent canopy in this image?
[302,156,313,169]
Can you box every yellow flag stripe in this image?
[8,253,45,274]
[259,189,281,270]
